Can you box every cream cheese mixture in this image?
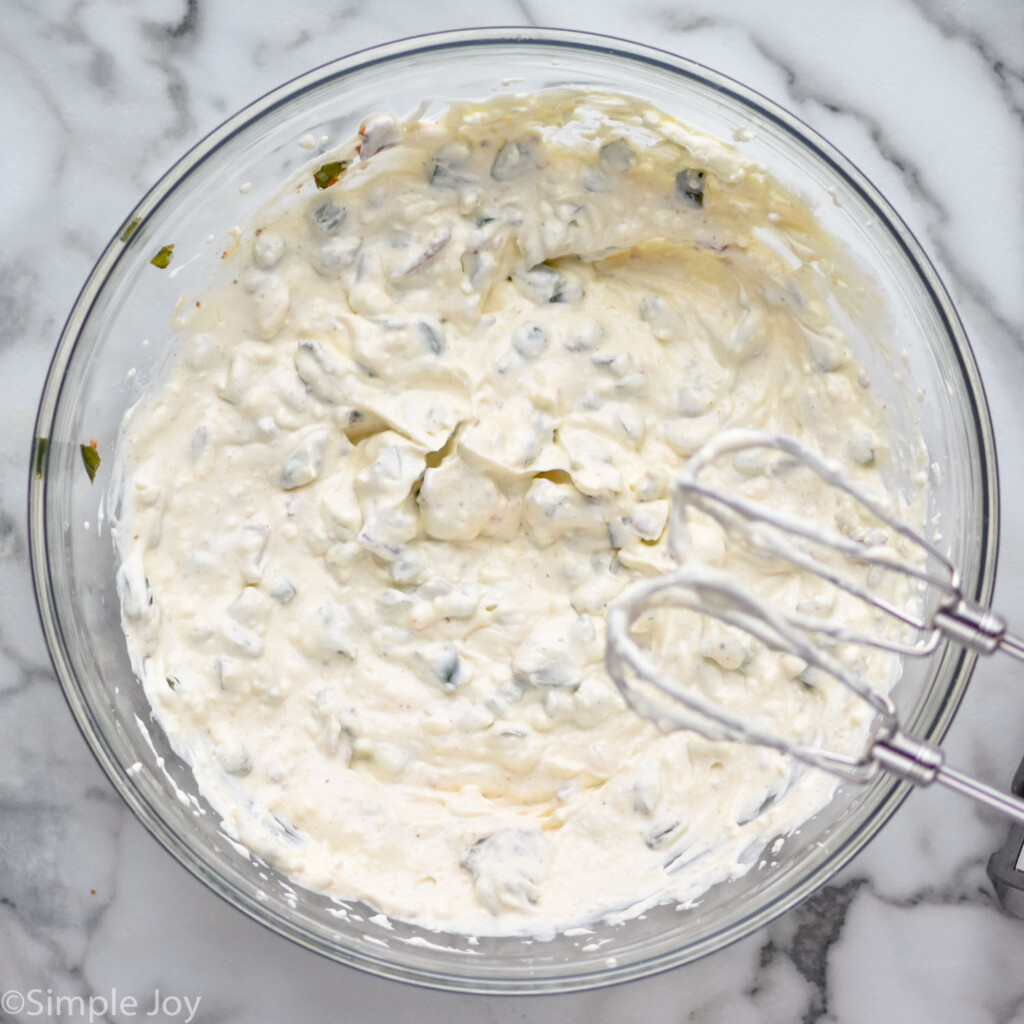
[115,91,921,935]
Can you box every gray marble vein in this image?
[513,0,538,28]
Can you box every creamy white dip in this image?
[115,91,921,935]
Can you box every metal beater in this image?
[605,429,1024,827]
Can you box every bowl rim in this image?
[28,25,1000,994]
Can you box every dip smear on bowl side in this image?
[113,88,927,936]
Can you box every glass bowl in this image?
[29,28,998,993]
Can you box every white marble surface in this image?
[3,0,1024,1020]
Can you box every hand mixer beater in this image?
[605,428,1024,825]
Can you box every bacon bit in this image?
[390,227,451,279]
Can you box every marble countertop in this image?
[3,1,1024,1020]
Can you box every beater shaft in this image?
[872,731,1024,825]
[932,598,1024,660]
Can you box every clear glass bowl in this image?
[29,29,998,993]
